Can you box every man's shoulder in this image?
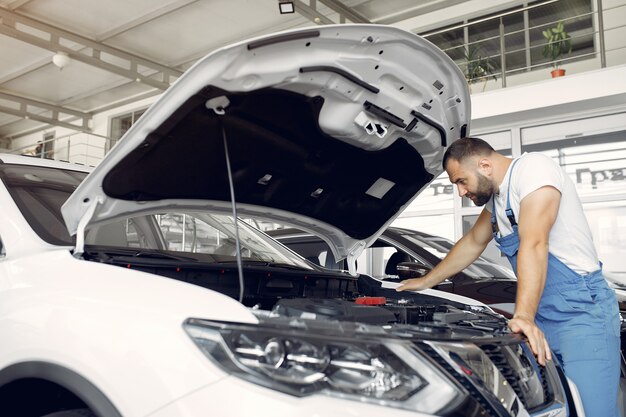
[515,152,561,178]
[513,152,563,197]
[518,152,556,167]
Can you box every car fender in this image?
[0,249,256,416]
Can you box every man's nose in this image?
[457,184,467,197]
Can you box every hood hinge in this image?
[346,240,366,276]
[73,197,102,258]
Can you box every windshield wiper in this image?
[132,251,198,262]
[212,260,305,270]
[84,247,199,264]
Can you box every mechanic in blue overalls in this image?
[397,137,620,416]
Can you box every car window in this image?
[85,218,159,249]
[6,178,82,245]
[0,164,86,246]
[403,234,516,280]
[357,245,425,279]
[158,213,312,267]
[155,213,217,253]
[273,233,430,277]
[88,212,313,268]
[277,238,343,269]
[0,164,313,269]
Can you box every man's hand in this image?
[508,315,552,366]
[395,277,433,292]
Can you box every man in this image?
[397,137,620,417]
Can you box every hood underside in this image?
[62,25,470,261]
[103,87,431,240]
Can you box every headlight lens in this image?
[184,318,464,414]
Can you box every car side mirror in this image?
[396,262,430,279]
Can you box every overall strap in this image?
[491,158,521,237]
[504,158,521,227]
[491,196,498,236]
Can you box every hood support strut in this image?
[73,197,102,258]
[220,119,245,304]
[346,240,365,276]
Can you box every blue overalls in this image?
[492,159,621,417]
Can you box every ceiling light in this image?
[278,1,295,14]
[52,51,70,70]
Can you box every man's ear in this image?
[477,157,493,176]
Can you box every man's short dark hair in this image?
[442,137,495,169]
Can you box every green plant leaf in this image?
[461,44,498,84]
[541,21,571,69]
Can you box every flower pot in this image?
[551,68,566,78]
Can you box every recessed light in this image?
[279,1,295,14]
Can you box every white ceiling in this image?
[0,0,480,141]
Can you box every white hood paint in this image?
[62,25,470,265]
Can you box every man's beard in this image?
[468,173,494,206]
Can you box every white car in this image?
[0,25,579,417]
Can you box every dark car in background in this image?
[268,227,518,316]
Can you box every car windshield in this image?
[0,164,312,269]
[403,233,516,280]
[0,164,85,245]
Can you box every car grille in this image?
[480,342,552,411]
[418,343,502,417]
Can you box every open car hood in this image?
[62,24,470,266]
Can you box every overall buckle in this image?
[505,208,517,226]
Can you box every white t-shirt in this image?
[486,152,599,274]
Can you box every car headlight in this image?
[184,318,465,414]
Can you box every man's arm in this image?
[508,185,561,366]
[396,207,493,291]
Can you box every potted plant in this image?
[542,20,572,77]
[462,45,497,93]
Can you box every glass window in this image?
[502,13,527,73]
[0,164,86,245]
[83,212,314,269]
[392,213,454,241]
[403,231,516,279]
[468,6,525,76]
[356,244,422,279]
[419,0,594,80]
[150,212,311,268]
[521,131,626,200]
[108,109,147,152]
[518,130,626,280]
[0,163,312,269]
[403,172,454,212]
[273,237,343,270]
[42,132,55,160]
[155,213,219,253]
[420,23,465,64]
[84,218,159,249]
[583,200,626,282]
[528,0,594,68]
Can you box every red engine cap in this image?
[355,296,387,306]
